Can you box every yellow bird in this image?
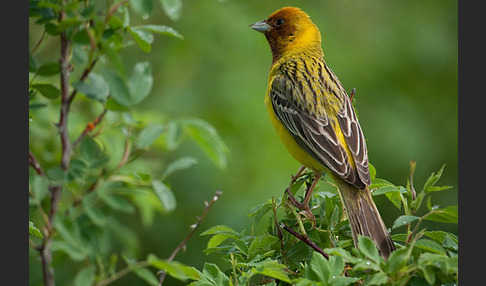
[251,7,395,258]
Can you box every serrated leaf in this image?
[392,215,419,230]
[74,265,96,286]
[152,180,176,212]
[358,236,381,263]
[31,83,60,99]
[128,27,153,53]
[181,119,229,169]
[309,251,330,283]
[29,221,43,238]
[128,62,153,104]
[138,25,183,39]
[366,272,388,285]
[73,73,109,102]
[384,247,409,274]
[422,164,446,193]
[136,124,164,149]
[160,0,182,21]
[163,157,198,178]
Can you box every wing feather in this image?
[270,63,370,188]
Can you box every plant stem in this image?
[95,261,150,286]
[280,223,329,259]
[158,191,223,285]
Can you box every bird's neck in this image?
[271,44,324,66]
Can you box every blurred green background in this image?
[29,0,457,285]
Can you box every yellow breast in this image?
[264,93,326,172]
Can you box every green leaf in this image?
[29,221,43,238]
[424,231,458,250]
[415,239,446,254]
[82,192,107,226]
[392,215,419,230]
[369,178,395,190]
[248,235,279,260]
[136,124,164,149]
[366,272,388,285]
[128,27,153,53]
[248,200,273,224]
[163,157,198,178]
[200,225,238,236]
[206,233,234,249]
[31,83,60,99]
[137,25,183,39]
[192,263,230,286]
[73,73,109,102]
[103,70,132,106]
[164,121,181,150]
[74,265,96,286]
[152,180,176,212]
[129,0,153,18]
[80,137,109,168]
[424,206,458,223]
[422,164,446,193]
[51,240,87,261]
[128,62,153,104]
[253,260,291,283]
[323,248,360,264]
[67,159,88,181]
[181,119,229,169]
[123,256,158,286]
[358,236,381,263]
[384,247,409,274]
[369,162,376,182]
[160,0,182,21]
[148,254,201,281]
[420,265,436,285]
[309,251,330,283]
[37,62,60,76]
[98,184,135,213]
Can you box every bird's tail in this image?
[332,175,395,259]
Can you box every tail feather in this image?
[333,175,395,259]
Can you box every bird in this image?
[250,7,395,258]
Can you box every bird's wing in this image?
[269,72,370,188]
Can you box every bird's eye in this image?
[275,18,285,26]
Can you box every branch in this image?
[67,58,98,107]
[280,222,329,259]
[158,190,223,286]
[72,108,108,148]
[29,151,45,176]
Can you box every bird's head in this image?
[250,7,322,61]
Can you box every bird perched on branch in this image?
[251,7,395,258]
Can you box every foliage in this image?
[185,164,458,286]
[29,0,227,285]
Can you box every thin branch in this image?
[409,161,417,200]
[29,151,45,176]
[95,261,150,286]
[105,0,129,24]
[158,191,223,286]
[67,58,98,107]
[350,88,356,102]
[31,30,47,54]
[115,138,132,171]
[72,108,108,148]
[280,222,329,259]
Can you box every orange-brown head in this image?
[251,7,322,62]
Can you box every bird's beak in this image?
[250,20,271,33]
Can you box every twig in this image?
[95,261,150,286]
[67,58,98,107]
[29,151,45,176]
[350,88,356,102]
[115,138,132,171]
[105,0,129,24]
[280,222,329,259]
[158,191,223,286]
[31,30,47,54]
[409,161,417,200]
[72,108,108,148]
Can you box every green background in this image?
[29,0,457,285]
